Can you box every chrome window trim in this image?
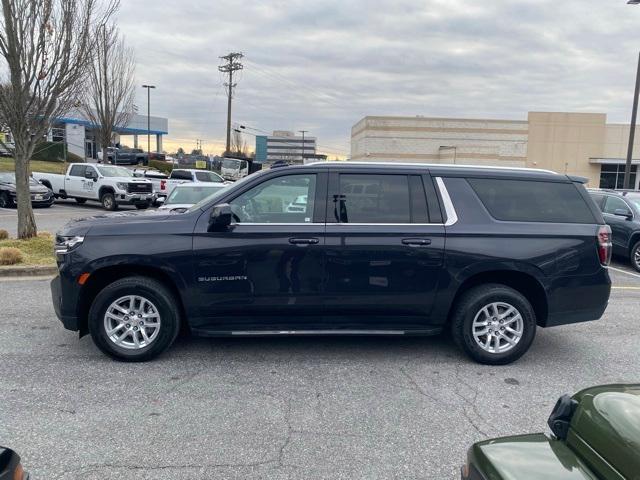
[435,177,459,226]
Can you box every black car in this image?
[50,163,611,364]
[0,172,54,208]
[588,189,640,271]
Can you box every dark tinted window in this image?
[409,175,429,223]
[69,165,86,177]
[337,174,411,223]
[468,178,595,224]
[170,170,193,180]
[589,193,605,210]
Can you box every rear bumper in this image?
[543,268,611,327]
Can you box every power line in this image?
[218,52,244,155]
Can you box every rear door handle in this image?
[402,238,431,246]
[289,237,319,245]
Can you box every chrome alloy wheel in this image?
[472,302,524,354]
[103,295,161,350]
[634,247,640,270]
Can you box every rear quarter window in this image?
[467,178,596,224]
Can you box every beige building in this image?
[351,112,640,189]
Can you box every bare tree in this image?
[231,128,248,158]
[0,0,117,238]
[82,22,135,165]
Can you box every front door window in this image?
[229,174,317,223]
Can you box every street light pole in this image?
[624,0,640,189]
[142,85,156,159]
[299,130,308,164]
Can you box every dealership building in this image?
[47,110,168,159]
[351,112,640,189]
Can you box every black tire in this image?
[0,191,13,208]
[100,191,118,211]
[135,202,148,210]
[75,198,87,205]
[88,276,181,362]
[631,240,640,273]
[450,284,536,365]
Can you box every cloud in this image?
[116,0,640,156]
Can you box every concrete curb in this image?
[0,265,57,278]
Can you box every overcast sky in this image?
[117,0,640,157]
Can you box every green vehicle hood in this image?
[568,384,640,480]
[469,434,598,480]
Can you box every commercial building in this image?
[351,112,640,189]
[255,130,326,165]
[0,110,169,160]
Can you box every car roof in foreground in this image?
[281,161,565,181]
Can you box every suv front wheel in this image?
[88,277,181,361]
[631,240,640,272]
[451,284,536,365]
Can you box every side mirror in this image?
[85,170,98,181]
[208,203,234,232]
[156,196,166,205]
[614,208,632,219]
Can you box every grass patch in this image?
[0,233,55,266]
[0,158,69,174]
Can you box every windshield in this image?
[222,159,242,169]
[0,173,39,186]
[627,194,640,210]
[194,170,224,183]
[97,166,133,177]
[166,185,226,205]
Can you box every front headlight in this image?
[55,235,85,254]
[116,182,128,190]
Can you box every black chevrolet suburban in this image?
[51,163,612,364]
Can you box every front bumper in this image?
[50,274,80,331]
[115,192,153,205]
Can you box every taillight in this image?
[160,180,166,190]
[597,225,612,266]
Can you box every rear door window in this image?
[336,174,411,223]
[170,170,193,180]
[468,178,596,223]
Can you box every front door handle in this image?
[289,237,319,245]
[402,238,431,247]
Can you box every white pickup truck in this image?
[165,169,227,196]
[33,163,154,211]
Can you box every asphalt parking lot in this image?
[1,204,640,479]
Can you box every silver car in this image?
[158,183,227,212]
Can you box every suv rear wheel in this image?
[451,284,536,365]
[88,277,181,361]
[631,240,640,272]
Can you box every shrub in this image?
[31,142,85,163]
[37,231,52,239]
[0,229,8,240]
[0,247,23,265]
[149,159,173,174]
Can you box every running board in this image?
[191,327,443,338]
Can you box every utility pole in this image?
[624,52,640,189]
[299,130,308,164]
[218,52,244,156]
[142,85,156,158]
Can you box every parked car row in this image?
[97,147,148,166]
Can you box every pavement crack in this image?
[453,364,490,438]
[399,367,439,403]
[277,397,294,467]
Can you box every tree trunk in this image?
[14,145,37,239]
[102,145,108,164]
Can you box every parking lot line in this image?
[608,266,640,279]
